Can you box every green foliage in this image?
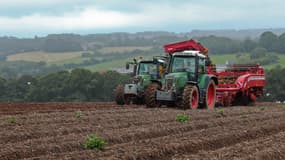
[217,109,225,117]
[262,66,285,102]
[74,111,84,119]
[259,32,278,52]
[260,107,266,111]
[250,47,267,59]
[7,117,17,124]
[0,68,130,102]
[84,135,107,150]
[176,114,190,123]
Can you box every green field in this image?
[84,55,154,71]
[7,51,86,63]
[98,46,152,54]
[6,49,285,71]
[210,53,285,69]
[85,53,285,71]
[263,54,285,69]
[210,54,237,64]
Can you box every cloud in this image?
[0,0,285,36]
[0,4,242,32]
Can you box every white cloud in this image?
[0,7,133,31]
[0,4,243,32]
[0,1,285,34]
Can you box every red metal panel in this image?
[164,39,208,54]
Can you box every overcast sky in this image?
[0,0,284,37]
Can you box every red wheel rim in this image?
[207,84,215,108]
[191,90,198,109]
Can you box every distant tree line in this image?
[198,31,285,54]
[0,61,62,79]
[0,66,283,102]
[1,31,285,57]
[0,69,130,102]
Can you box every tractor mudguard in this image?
[150,79,162,87]
[199,75,217,105]
[187,81,198,85]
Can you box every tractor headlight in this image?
[133,76,142,84]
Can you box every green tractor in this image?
[145,40,218,109]
[115,56,167,105]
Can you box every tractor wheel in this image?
[115,84,125,105]
[203,80,216,109]
[124,95,131,105]
[241,94,249,106]
[182,84,199,109]
[145,83,161,108]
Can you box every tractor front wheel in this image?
[203,80,216,109]
[115,84,125,105]
[145,83,161,108]
[182,84,199,109]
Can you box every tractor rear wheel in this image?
[203,80,216,109]
[182,84,199,109]
[115,84,125,105]
[124,95,131,105]
[145,83,161,108]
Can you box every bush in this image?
[7,117,17,124]
[74,111,84,119]
[84,135,107,150]
[176,114,190,123]
[217,109,225,117]
[260,107,265,111]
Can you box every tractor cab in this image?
[161,51,208,99]
[145,39,218,109]
[168,51,206,82]
[115,56,167,105]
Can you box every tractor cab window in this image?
[138,63,157,75]
[171,56,195,73]
[198,58,206,73]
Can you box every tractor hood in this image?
[135,74,151,88]
[165,72,188,89]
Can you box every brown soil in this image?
[0,102,284,160]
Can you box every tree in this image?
[259,32,278,52]
[263,66,285,101]
[250,47,267,60]
[275,33,285,53]
[242,38,257,52]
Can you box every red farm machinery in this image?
[162,39,266,107]
[207,64,265,106]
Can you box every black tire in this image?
[203,80,216,109]
[115,84,125,105]
[182,84,199,109]
[124,95,131,105]
[145,83,161,108]
[241,94,249,106]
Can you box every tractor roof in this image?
[172,50,206,58]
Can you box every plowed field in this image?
[0,102,284,160]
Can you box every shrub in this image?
[75,111,84,119]
[176,114,190,123]
[84,135,106,150]
[7,117,17,124]
[217,109,225,117]
[260,107,265,111]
